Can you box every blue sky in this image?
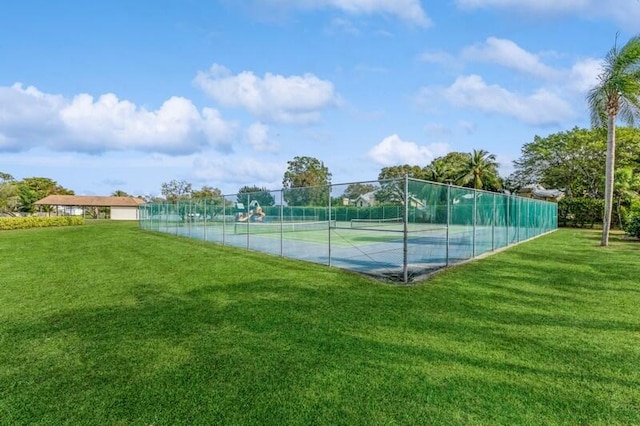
[1,0,638,197]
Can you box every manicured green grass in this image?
[1,222,639,424]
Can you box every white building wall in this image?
[111,206,139,221]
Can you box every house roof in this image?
[355,191,377,204]
[519,184,564,200]
[35,195,146,207]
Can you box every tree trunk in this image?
[617,196,623,230]
[601,115,616,246]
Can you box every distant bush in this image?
[624,214,640,239]
[558,198,604,228]
[0,216,84,231]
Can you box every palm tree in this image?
[457,149,501,190]
[424,162,452,183]
[587,35,640,246]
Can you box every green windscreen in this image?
[139,177,558,283]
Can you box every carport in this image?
[34,195,146,220]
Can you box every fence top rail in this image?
[141,177,558,207]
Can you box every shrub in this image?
[558,197,604,228]
[624,214,640,239]
[0,216,84,231]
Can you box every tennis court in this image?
[141,177,556,282]
[156,221,473,278]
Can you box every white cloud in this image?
[495,153,515,176]
[458,38,603,94]
[194,64,339,124]
[419,37,602,112]
[567,58,603,93]
[420,75,575,125]
[461,37,560,79]
[418,50,460,68]
[192,156,285,191]
[368,134,449,166]
[245,122,278,152]
[258,0,431,26]
[326,17,360,35]
[457,120,476,134]
[0,84,66,150]
[424,123,452,135]
[602,1,640,30]
[0,83,237,154]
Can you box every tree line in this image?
[509,126,640,232]
[1,150,502,216]
[0,174,75,216]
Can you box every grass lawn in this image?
[1,221,639,424]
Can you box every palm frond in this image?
[588,35,640,128]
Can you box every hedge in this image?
[558,198,604,228]
[624,214,640,239]
[0,216,84,231]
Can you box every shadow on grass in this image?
[2,274,639,424]
[2,226,640,424]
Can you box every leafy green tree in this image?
[111,189,131,197]
[511,127,640,197]
[161,179,193,202]
[342,183,377,200]
[614,167,640,228]
[0,172,17,215]
[18,177,74,213]
[587,34,640,246]
[236,186,275,206]
[511,128,606,197]
[377,165,427,180]
[192,185,223,201]
[374,181,405,205]
[613,127,640,169]
[282,156,331,206]
[429,152,469,183]
[558,198,605,228]
[423,161,453,183]
[376,153,477,185]
[17,186,39,213]
[624,214,640,238]
[144,195,166,203]
[20,177,74,197]
[457,149,502,190]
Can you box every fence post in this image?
[175,200,179,236]
[280,190,284,257]
[222,198,226,246]
[188,201,192,238]
[472,189,477,258]
[446,184,451,267]
[328,185,332,267]
[506,195,510,245]
[403,175,409,284]
[492,193,496,251]
[516,198,520,242]
[246,194,250,250]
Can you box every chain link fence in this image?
[139,177,557,283]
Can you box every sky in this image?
[1,0,639,198]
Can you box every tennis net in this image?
[350,217,403,230]
[234,220,335,234]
